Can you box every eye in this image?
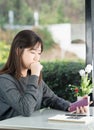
[30,51,35,54]
[38,52,41,55]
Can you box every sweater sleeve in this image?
[42,81,71,111]
[0,75,39,116]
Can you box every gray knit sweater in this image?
[0,74,70,120]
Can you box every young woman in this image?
[0,30,87,120]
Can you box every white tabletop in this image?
[0,107,94,130]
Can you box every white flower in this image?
[79,69,85,76]
[85,64,93,73]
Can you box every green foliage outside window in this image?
[0,0,85,28]
[0,42,10,63]
[42,61,85,102]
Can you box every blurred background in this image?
[0,0,86,101]
[0,0,85,64]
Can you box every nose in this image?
[33,54,39,61]
[34,56,38,61]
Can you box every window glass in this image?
[0,0,85,63]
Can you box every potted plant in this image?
[70,64,93,98]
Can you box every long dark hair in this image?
[0,30,43,81]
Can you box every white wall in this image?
[47,24,85,60]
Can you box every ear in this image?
[16,47,23,56]
[16,48,19,55]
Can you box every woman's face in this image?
[21,43,42,70]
